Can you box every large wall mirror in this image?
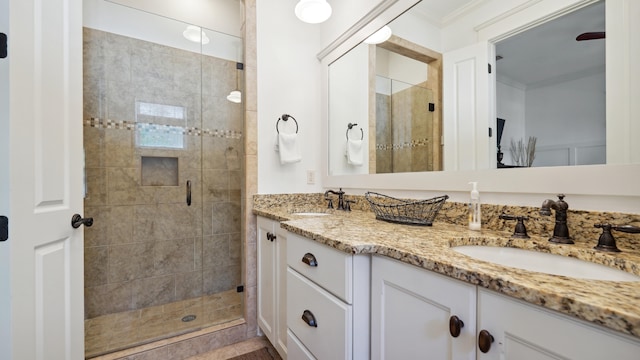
[496,1,605,168]
[321,0,640,203]
[329,0,609,175]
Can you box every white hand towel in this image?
[346,139,363,166]
[278,132,302,164]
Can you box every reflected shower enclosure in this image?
[82,2,244,357]
[375,76,435,173]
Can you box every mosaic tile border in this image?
[376,138,430,151]
[84,118,243,139]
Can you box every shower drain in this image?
[181,315,197,322]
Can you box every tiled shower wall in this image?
[82,28,243,319]
[375,84,434,173]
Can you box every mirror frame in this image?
[320,0,640,204]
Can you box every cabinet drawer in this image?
[287,268,352,360]
[287,329,316,360]
[288,233,353,303]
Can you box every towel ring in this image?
[346,123,363,140]
[276,114,299,134]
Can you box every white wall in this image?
[83,0,242,61]
[320,0,382,50]
[329,43,369,175]
[380,48,428,91]
[498,71,606,168]
[391,6,443,52]
[255,0,324,193]
[526,70,605,166]
[107,0,242,37]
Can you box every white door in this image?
[0,0,84,358]
[443,41,495,171]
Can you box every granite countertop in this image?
[253,206,640,340]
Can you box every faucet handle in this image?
[345,199,356,211]
[499,213,530,239]
[325,197,334,209]
[594,224,640,252]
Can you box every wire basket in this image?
[364,192,449,226]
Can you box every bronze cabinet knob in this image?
[449,315,464,338]
[478,329,495,353]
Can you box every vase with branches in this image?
[509,136,537,167]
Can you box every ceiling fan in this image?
[576,32,605,41]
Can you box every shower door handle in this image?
[186,180,192,206]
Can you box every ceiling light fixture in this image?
[227,63,243,103]
[295,0,332,24]
[227,90,241,103]
[363,26,392,45]
[183,25,210,45]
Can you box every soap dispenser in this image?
[468,182,481,231]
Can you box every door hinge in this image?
[237,285,244,293]
[1,216,8,241]
[488,63,492,74]
[1,33,7,59]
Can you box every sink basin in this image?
[291,212,329,216]
[452,245,640,282]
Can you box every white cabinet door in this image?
[257,217,276,343]
[275,225,288,358]
[256,216,287,359]
[477,288,640,360]
[0,0,84,358]
[371,256,476,360]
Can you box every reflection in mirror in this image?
[495,0,605,168]
[328,1,444,176]
[374,46,440,173]
[322,0,639,203]
[328,0,614,177]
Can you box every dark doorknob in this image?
[71,214,93,229]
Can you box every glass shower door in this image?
[82,2,243,356]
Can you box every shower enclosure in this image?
[375,76,435,173]
[82,2,244,357]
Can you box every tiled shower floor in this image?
[85,290,243,358]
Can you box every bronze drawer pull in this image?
[302,310,317,327]
[302,253,318,267]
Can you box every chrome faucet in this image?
[324,188,346,210]
[540,194,573,244]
